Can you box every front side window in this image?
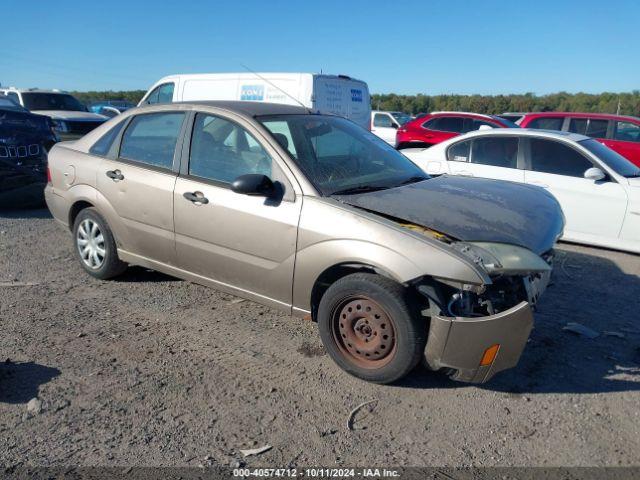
[189,113,272,183]
[580,139,640,177]
[424,116,464,133]
[447,140,471,162]
[527,117,564,131]
[613,121,640,143]
[373,113,393,128]
[586,119,608,139]
[119,112,185,169]
[529,138,593,177]
[90,120,126,156]
[259,115,428,196]
[145,83,174,105]
[465,119,499,133]
[471,137,519,168]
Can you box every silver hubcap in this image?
[77,219,105,269]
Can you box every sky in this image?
[1,0,638,95]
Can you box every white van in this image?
[139,73,371,130]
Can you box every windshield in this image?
[391,112,412,126]
[21,92,87,112]
[258,115,429,195]
[580,139,640,178]
[0,96,26,112]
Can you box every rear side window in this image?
[529,138,593,177]
[568,118,587,135]
[424,116,464,133]
[614,121,640,143]
[527,117,564,131]
[373,113,393,128]
[119,112,185,169]
[89,120,126,156]
[586,119,608,139]
[447,140,471,162]
[471,137,519,168]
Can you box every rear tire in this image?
[317,273,426,384]
[73,208,127,280]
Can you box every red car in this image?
[396,112,518,149]
[518,112,640,167]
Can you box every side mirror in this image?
[584,167,606,181]
[231,174,275,196]
[478,124,494,131]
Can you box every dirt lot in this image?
[1,209,639,468]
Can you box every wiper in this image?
[330,185,388,195]
[397,175,429,186]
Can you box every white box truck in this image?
[138,73,371,130]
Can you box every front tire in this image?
[73,208,127,279]
[317,273,426,384]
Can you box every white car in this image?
[370,110,412,144]
[404,129,640,254]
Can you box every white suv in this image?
[0,88,107,141]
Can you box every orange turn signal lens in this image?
[480,344,500,366]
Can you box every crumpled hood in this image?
[335,175,564,255]
[31,110,107,122]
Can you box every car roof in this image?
[173,100,317,117]
[522,111,640,122]
[445,128,590,142]
[2,88,70,94]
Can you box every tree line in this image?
[71,90,640,117]
[371,91,640,116]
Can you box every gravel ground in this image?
[1,208,639,468]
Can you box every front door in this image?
[371,113,398,145]
[97,111,186,265]
[523,137,627,239]
[173,112,302,308]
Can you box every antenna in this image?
[240,64,311,113]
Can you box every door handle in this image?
[183,191,209,205]
[106,169,124,181]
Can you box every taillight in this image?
[47,166,52,184]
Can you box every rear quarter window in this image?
[89,120,126,157]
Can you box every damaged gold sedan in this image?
[45,101,564,384]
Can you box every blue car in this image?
[88,100,135,118]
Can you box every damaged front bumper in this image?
[424,301,533,383]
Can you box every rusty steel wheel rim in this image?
[332,296,397,369]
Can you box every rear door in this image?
[605,120,640,167]
[523,137,627,239]
[446,136,525,182]
[97,111,187,264]
[422,116,465,144]
[313,76,371,130]
[173,111,302,309]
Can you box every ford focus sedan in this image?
[45,101,563,384]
